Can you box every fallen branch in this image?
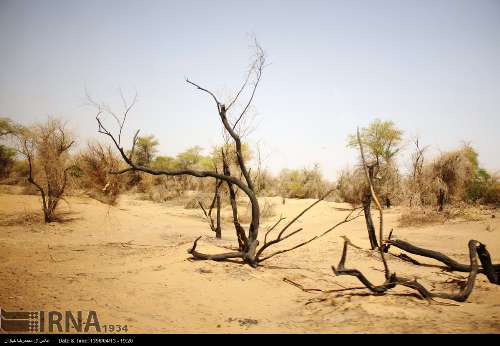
[187,236,243,261]
[332,238,483,302]
[386,238,500,283]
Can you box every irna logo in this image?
[0,308,101,333]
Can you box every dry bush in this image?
[18,118,74,222]
[253,169,278,197]
[405,143,480,210]
[337,164,402,208]
[184,196,200,209]
[336,168,366,206]
[184,193,213,209]
[75,142,124,205]
[450,204,484,222]
[426,149,474,211]
[405,139,428,207]
[484,175,500,205]
[377,162,404,207]
[135,172,154,193]
[147,184,178,203]
[260,198,277,218]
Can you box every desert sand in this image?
[0,190,499,333]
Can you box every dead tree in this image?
[93,42,361,267]
[18,119,75,223]
[330,128,499,302]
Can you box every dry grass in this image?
[184,193,213,209]
[0,209,43,227]
[399,204,493,227]
[399,208,448,227]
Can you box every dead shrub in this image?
[336,168,366,206]
[147,184,177,203]
[18,118,74,223]
[426,148,474,211]
[136,175,185,202]
[337,164,402,208]
[260,198,276,219]
[75,142,124,205]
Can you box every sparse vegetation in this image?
[277,165,331,199]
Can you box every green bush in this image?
[0,144,16,178]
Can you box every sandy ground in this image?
[0,190,499,333]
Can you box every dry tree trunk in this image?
[437,189,446,212]
[215,194,221,239]
[362,165,379,250]
[221,148,248,251]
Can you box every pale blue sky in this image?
[1,0,499,179]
